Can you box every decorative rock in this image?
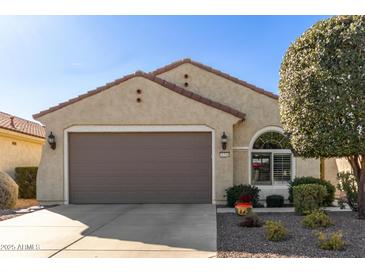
[0,171,18,209]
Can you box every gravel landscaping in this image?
[217,211,365,258]
[0,199,44,221]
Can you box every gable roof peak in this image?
[33,70,246,120]
[134,70,145,76]
[151,58,278,100]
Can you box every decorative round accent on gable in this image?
[184,82,189,87]
[136,98,142,103]
[184,74,189,79]
[136,89,142,94]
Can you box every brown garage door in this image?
[69,132,212,204]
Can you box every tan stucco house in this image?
[33,58,331,205]
[0,111,45,178]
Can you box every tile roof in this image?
[33,71,246,120]
[0,111,45,139]
[152,58,279,100]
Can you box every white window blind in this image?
[273,153,291,182]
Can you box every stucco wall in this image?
[36,76,241,204]
[295,157,321,178]
[158,63,282,147]
[158,63,321,193]
[0,129,44,178]
[324,158,352,187]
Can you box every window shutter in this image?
[273,154,291,182]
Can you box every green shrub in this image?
[302,210,333,229]
[337,172,358,212]
[0,171,18,209]
[316,231,345,251]
[239,213,263,228]
[266,195,284,207]
[264,220,288,241]
[15,167,38,199]
[225,184,260,207]
[289,177,335,206]
[293,184,327,215]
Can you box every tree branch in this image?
[347,155,361,180]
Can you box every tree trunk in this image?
[347,155,365,219]
[359,171,365,219]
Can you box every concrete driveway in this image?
[0,204,216,258]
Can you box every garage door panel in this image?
[71,149,210,163]
[69,132,212,204]
[70,163,211,176]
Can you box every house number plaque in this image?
[219,151,230,158]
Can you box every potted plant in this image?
[235,194,253,216]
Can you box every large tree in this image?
[279,16,365,219]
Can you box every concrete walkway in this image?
[0,204,217,258]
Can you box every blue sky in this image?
[0,16,329,121]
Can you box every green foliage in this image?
[279,16,365,158]
[337,198,347,209]
[225,184,260,207]
[302,209,333,229]
[239,213,263,228]
[293,184,327,215]
[0,171,18,209]
[337,172,358,211]
[266,195,284,207]
[289,177,335,206]
[15,167,38,199]
[264,220,288,241]
[316,231,345,251]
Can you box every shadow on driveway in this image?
[0,204,217,258]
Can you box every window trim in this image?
[248,126,296,186]
[251,150,292,186]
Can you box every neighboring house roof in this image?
[33,71,246,120]
[0,111,45,139]
[152,58,279,100]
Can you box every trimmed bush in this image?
[15,167,38,199]
[293,184,327,215]
[302,210,333,229]
[316,231,345,251]
[225,185,260,207]
[264,220,288,241]
[0,171,18,209]
[289,177,335,206]
[266,195,284,208]
[239,213,263,228]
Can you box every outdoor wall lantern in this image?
[48,131,56,150]
[221,132,228,150]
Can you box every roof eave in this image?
[33,71,246,121]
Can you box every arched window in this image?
[251,131,292,186]
[253,132,291,150]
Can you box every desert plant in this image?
[316,231,345,251]
[293,184,327,215]
[225,184,260,207]
[264,220,288,241]
[0,171,19,209]
[337,198,347,210]
[337,172,358,212]
[302,210,333,229]
[289,177,335,206]
[266,195,284,207]
[15,167,38,199]
[239,213,263,228]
